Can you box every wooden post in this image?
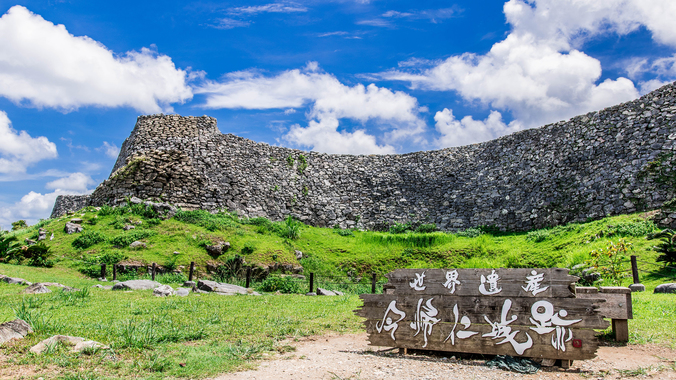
[112,264,117,281]
[612,319,629,342]
[100,264,106,280]
[630,255,640,284]
[189,261,195,281]
[151,262,156,281]
[309,273,314,294]
[245,267,252,288]
[371,273,377,294]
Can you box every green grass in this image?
[0,267,362,379]
[1,206,676,378]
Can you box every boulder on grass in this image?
[112,280,161,291]
[73,340,108,354]
[197,280,260,295]
[0,319,32,345]
[30,335,84,354]
[0,275,31,286]
[654,283,676,294]
[317,288,336,296]
[129,241,146,249]
[174,288,190,297]
[64,222,83,234]
[153,285,174,297]
[23,282,77,294]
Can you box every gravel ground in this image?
[213,334,676,380]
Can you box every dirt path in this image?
[213,334,676,380]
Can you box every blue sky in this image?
[1,0,675,228]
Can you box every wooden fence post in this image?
[151,262,156,281]
[309,273,314,294]
[245,267,252,288]
[629,255,645,292]
[189,261,195,282]
[371,273,377,294]
[112,264,117,281]
[100,264,106,280]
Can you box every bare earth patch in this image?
[212,334,676,380]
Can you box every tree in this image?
[11,220,27,231]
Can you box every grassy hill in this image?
[1,203,675,379]
[2,202,675,291]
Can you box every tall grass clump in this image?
[174,210,238,231]
[606,220,656,237]
[72,231,107,249]
[362,232,454,248]
[109,230,157,247]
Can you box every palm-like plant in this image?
[0,231,21,262]
[649,229,676,266]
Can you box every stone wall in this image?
[52,83,676,231]
[50,195,91,218]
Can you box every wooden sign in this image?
[355,268,609,361]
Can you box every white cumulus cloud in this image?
[97,142,120,159]
[374,0,676,145]
[0,5,196,113]
[0,111,57,174]
[195,63,426,154]
[434,109,523,148]
[0,172,95,229]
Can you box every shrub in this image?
[23,243,54,267]
[258,275,302,294]
[588,238,631,285]
[389,222,412,234]
[526,229,551,242]
[174,210,238,231]
[110,230,156,247]
[72,231,107,249]
[98,204,119,216]
[278,216,302,240]
[457,227,484,238]
[11,220,27,231]
[415,224,437,233]
[336,229,355,237]
[606,220,656,237]
[0,232,20,263]
[649,229,676,265]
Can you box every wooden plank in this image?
[385,268,578,298]
[356,295,609,329]
[361,319,602,360]
[576,292,632,319]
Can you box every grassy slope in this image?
[0,207,675,379]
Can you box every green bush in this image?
[457,227,484,238]
[11,220,27,231]
[258,275,302,294]
[241,242,256,255]
[110,230,156,247]
[415,224,437,233]
[24,243,54,267]
[649,229,676,265]
[72,231,107,249]
[526,229,551,242]
[0,232,21,263]
[336,229,355,237]
[389,222,412,234]
[98,204,119,216]
[174,210,238,231]
[606,220,656,237]
[278,216,302,240]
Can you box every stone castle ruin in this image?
[52,83,676,232]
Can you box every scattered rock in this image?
[50,233,54,241]
[123,225,135,231]
[153,285,174,297]
[295,250,303,260]
[0,319,32,345]
[205,242,230,258]
[69,218,83,224]
[316,288,337,296]
[37,229,47,241]
[23,284,51,294]
[173,251,180,255]
[30,335,85,354]
[0,275,31,285]
[92,284,113,290]
[174,288,190,297]
[305,292,317,296]
[182,281,196,288]
[197,280,260,295]
[64,222,84,234]
[654,283,676,294]
[629,283,645,292]
[129,241,146,249]
[73,340,109,353]
[24,238,36,246]
[129,196,143,204]
[112,280,161,291]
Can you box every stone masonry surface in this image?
[52,83,676,232]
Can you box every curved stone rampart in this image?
[52,83,676,231]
